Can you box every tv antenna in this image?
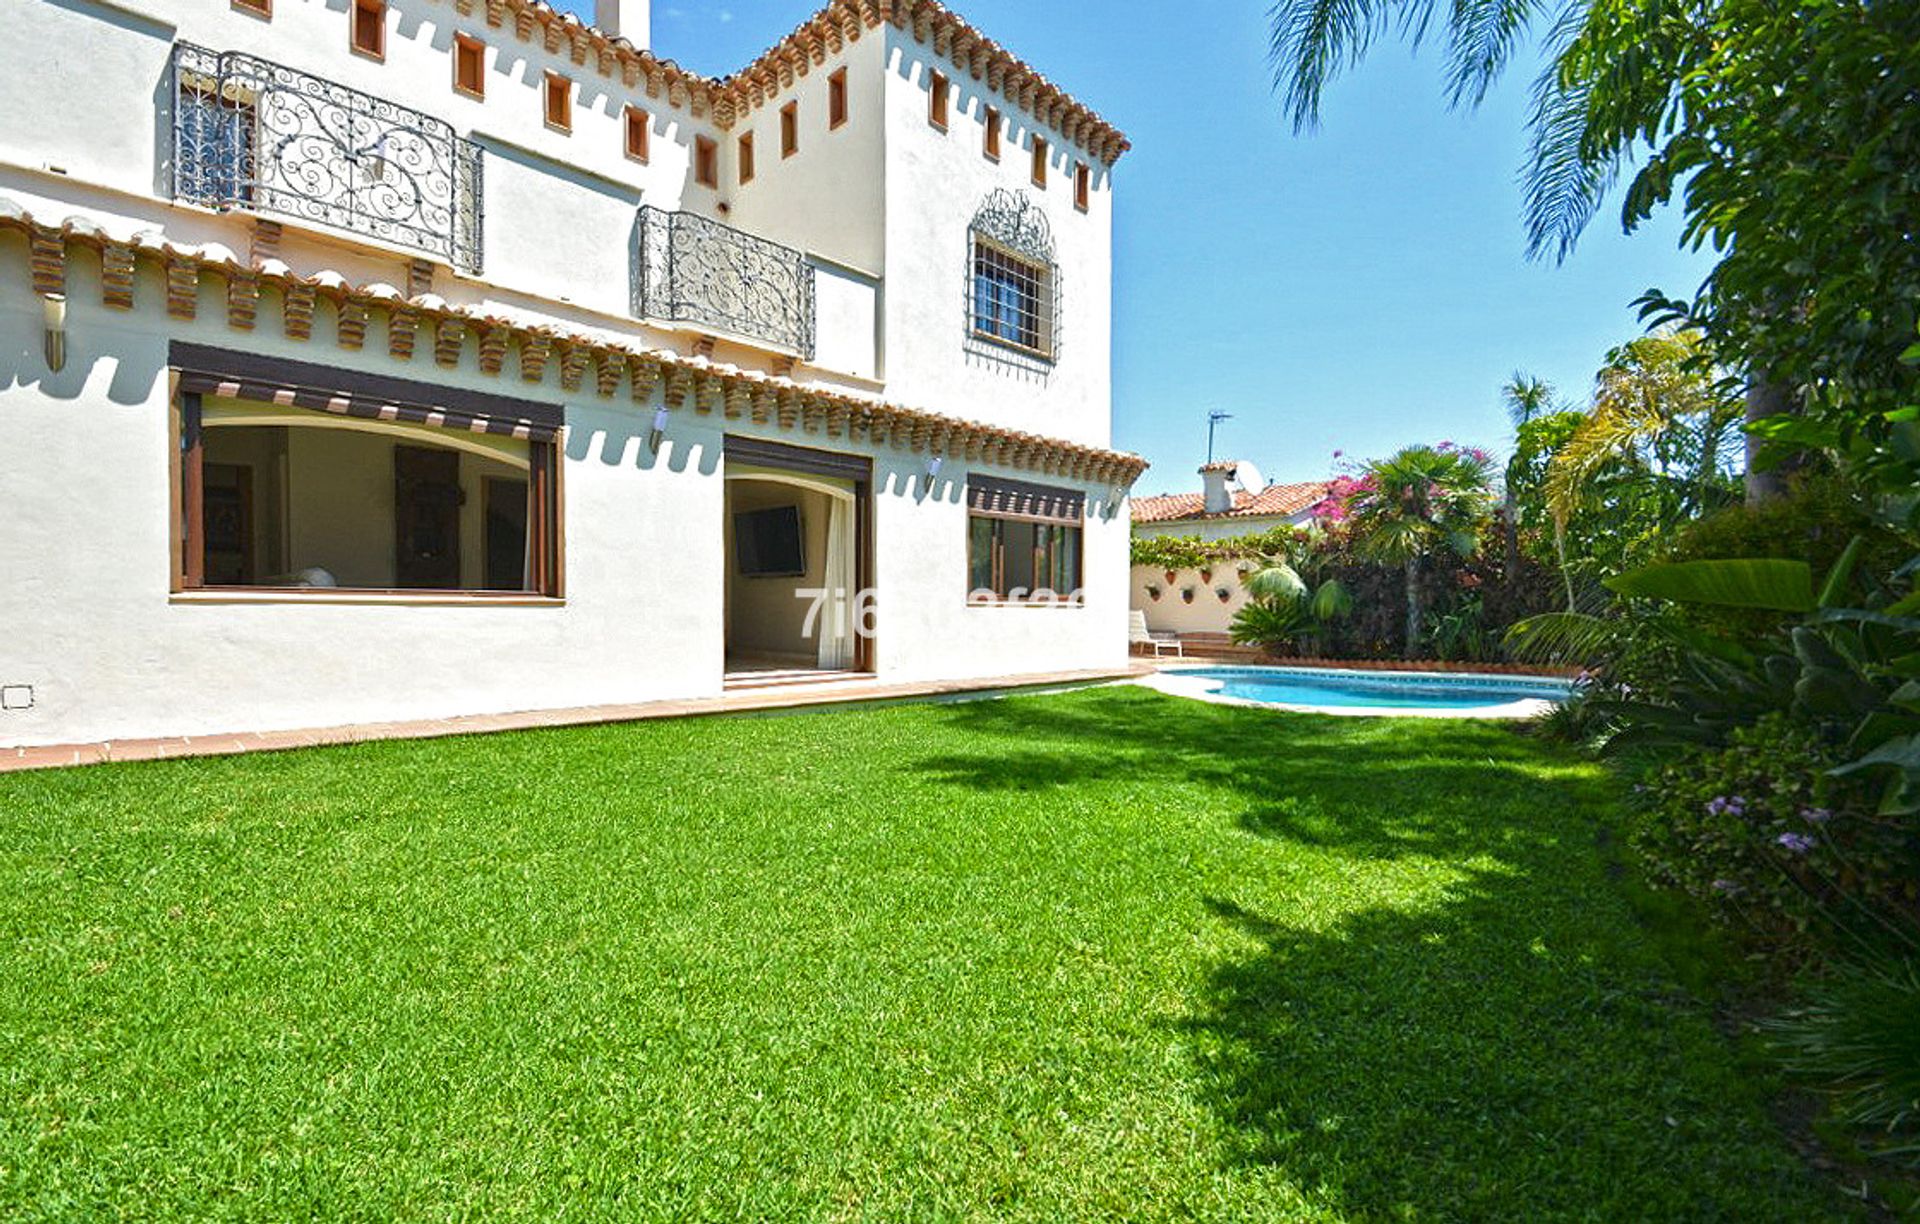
[1207,411,1233,464]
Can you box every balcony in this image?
[633,207,815,359]
[170,43,483,273]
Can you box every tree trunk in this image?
[1502,488,1520,607]
[1404,556,1422,655]
[1744,376,1796,506]
[1555,527,1576,612]
[1696,415,1721,515]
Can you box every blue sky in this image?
[560,0,1715,493]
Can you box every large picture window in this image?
[171,343,563,598]
[966,477,1084,604]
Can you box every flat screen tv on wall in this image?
[734,505,806,578]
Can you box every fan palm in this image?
[1337,445,1495,649]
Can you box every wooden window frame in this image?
[780,101,799,158]
[173,391,565,601]
[452,34,486,100]
[694,135,719,188]
[1031,135,1048,187]
[543,72,572,133]
[624,105,650,162]
[737,131,755,185]
[966,515,1084,606]
[828,67,849,130]
[232,0,271,18]
[928,70,949,131]
[350,0,386,60]
[1075,162,1091,212]
[983,106,1001,161]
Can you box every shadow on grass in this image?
[910,687,1837,1218]
[914,686,1609,862]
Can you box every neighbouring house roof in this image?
[479,0,1130,164]
[0,199,1148,487]
[1131,481,1330,526]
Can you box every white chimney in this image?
[595,0,650,49]
[1199,461,1239,515]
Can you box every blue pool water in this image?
[1180,666,1573,711]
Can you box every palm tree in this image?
[1543,328,1741,533]
[1232,537,1354,655]
[1336,445,1496,651]
[1501,374,1557,595]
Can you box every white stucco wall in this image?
[0,0,1133,747]
[0,237,1128,746]
[725,36,887,278]
[1130,565,1257,636]
[876,29,1115,449]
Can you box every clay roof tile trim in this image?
[477,0,1128,163]
[0,198,1147,488]
[1131,481,1330,525]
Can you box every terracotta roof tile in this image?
[498,0,1129,163]
[1132,481,1329,525]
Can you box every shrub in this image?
[1633,715,1916,944]
[1228,599,1305,654]
[1765,952,1920,1170]
[1658,475,1910,640]
[1530,682,1608,746]
[1130,528,1309,571]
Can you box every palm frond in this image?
[1268,0,1436,131]
[1502,372,1557,427]
[1445,0,1551,109]
[1244,562,1310,604]
[1312,578,1355,621]
[1503,610,1615,664]
[1520,1,1613,262]
[1543,405,1655,528]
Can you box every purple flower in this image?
[1800,807,1834,826]
[1710,879,1742,895]
[1705,796,1748,818]
[1332,449,1344,459]
[1777,832,1815,854]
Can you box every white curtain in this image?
[818,495,855,670]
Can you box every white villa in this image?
[0,0,1144,748]
[1130,462,1328,641]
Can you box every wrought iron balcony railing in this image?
[633,207,815,358]
[170,43,484,273]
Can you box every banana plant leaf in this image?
[1831,733,1920,816]
[1815,536,1866,608]
[1606,559,1816,611]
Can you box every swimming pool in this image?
[1140,665,1573,718]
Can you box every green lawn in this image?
[0,687,1844,1220]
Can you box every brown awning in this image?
[725,435,872,480]
[967,475,1085,525]
[171,341,565,443]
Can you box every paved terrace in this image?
[1,666,1154,774]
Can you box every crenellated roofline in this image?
[447,0,1129,164]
